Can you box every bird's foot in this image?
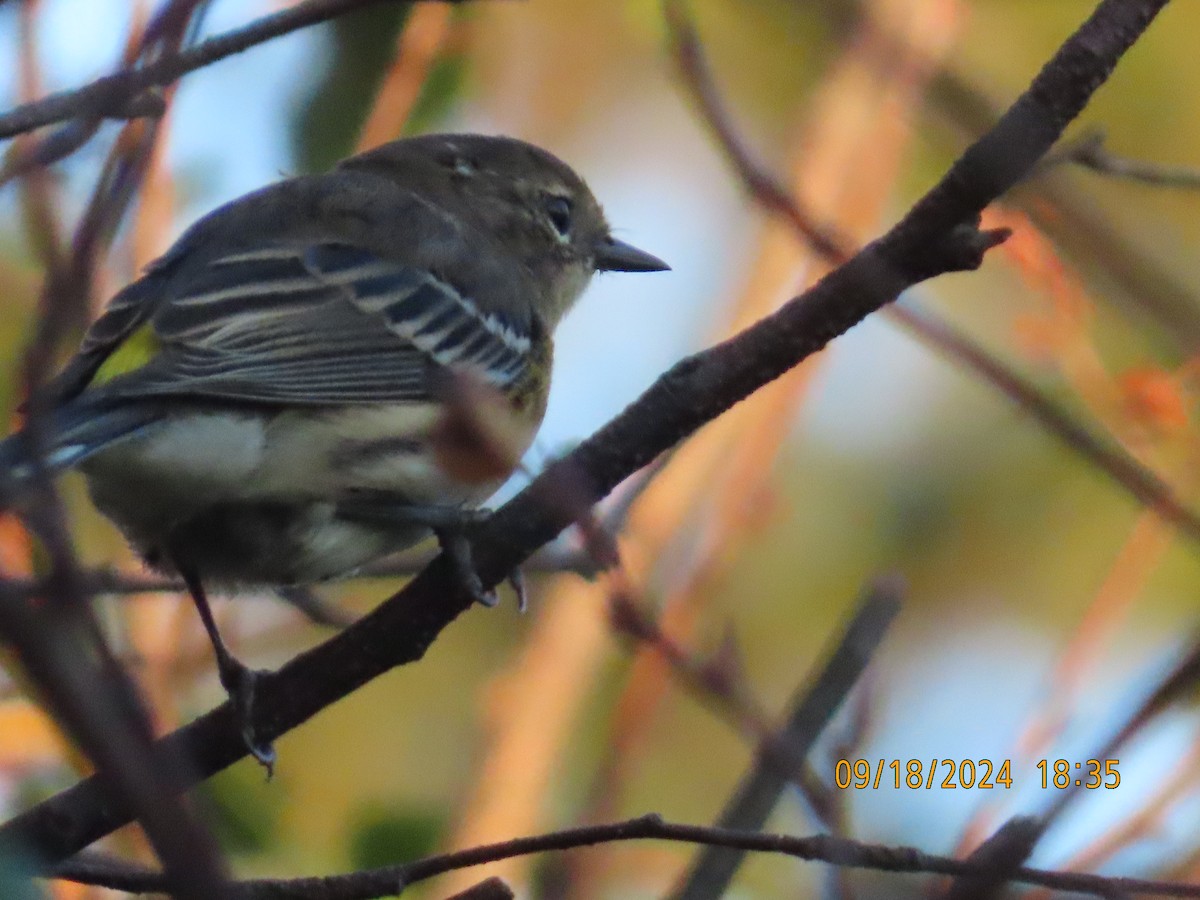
[217,657,276,778]
[432,523,527,613]
[172,559,278,775]
[336,495,527,611]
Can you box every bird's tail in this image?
[0,401,161,490]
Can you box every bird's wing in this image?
[89,242,533,406]
[43,275,161,404]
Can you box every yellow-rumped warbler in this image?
[1,133,667,764]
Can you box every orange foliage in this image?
[0,701,68,771]
[1117,366,1191,436]
[993,208,1091,320]
[355,3,454,153]
[994,204,1200,456]
[961,177,1200,870]
[0,514,33,577]
[992,206,1093,365]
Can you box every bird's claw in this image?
[508,567,528,613]
[435,526,527,613]
[218,659,277,778]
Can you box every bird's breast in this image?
[78,400,541,586]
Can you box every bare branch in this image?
[0,578,230,898]
[1044,128,1200,189]
[0,5,234,895]
[0,0,1172,872]
[663,0,845,260]
[672,577,903,900]
[0,0,485,143]
[940,817,1043,900]
[47,812,1200,899]
[665,0,1200,548]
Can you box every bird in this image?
[0,133,668,767]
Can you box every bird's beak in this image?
[594,237,670,273]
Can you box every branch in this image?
[0,5,232,896]
[48,812,1200,899]
[666,0,1200,547]
[672,577,903,900]
[1043,128,1200,189]
[926,55,1200,353]
[941,817,1043,900]
[0,0,1171,870]
[888,304,1200,542]
[663,0,845,258]
[0,0,482,143]
[0,579,230,898]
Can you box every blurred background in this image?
[2,0,1200,896]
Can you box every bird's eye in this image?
[544,195,572,239]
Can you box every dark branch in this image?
[48,813,1200,899]
[0,0,1172,872]
[0,5,232,895]
[672,577,903,900]
[887,304,1200,542]
[0,0,482,142]
[941,817,1043,900]
[666,0,1200,549]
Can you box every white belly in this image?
[77,403,535,585]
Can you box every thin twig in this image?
[13,0,67,276]
[663,0,844,260]
[0,0,483,143]
[889,304,1200,539]
[664,0,1200,549]
[940,817,1044,900]
[0,6,233,895]
[0,577,230,899]
[1020,741,1200,900]
[672,576,903,900]
[1043,128,1200,189]
[949,628,1200,894]
[1038,630,1200,830]
[48,812,1200,899]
